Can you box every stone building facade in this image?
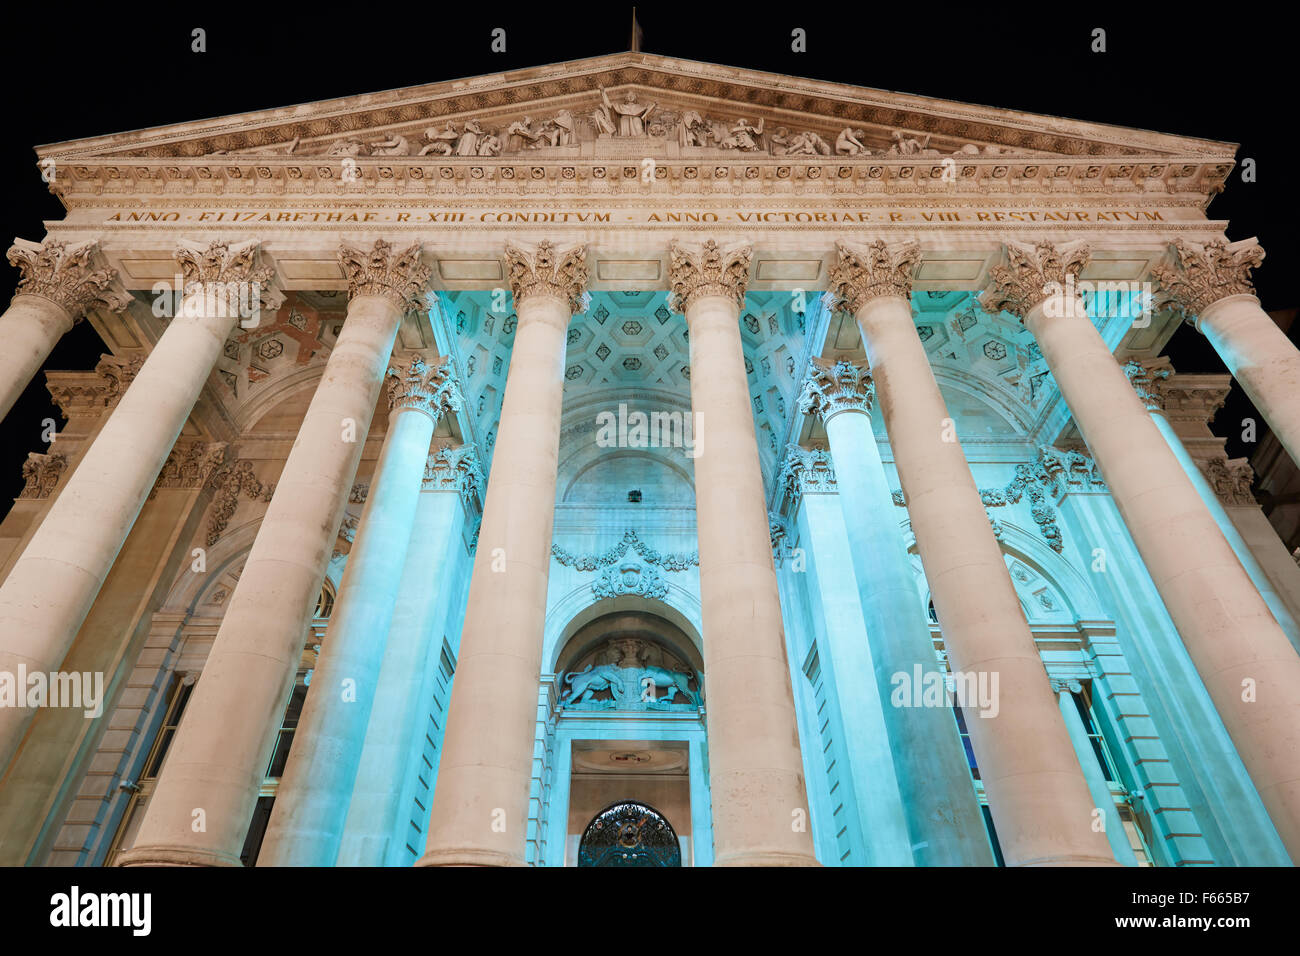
[0,52,1296,867]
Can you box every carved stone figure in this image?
[366,134,411,156]
[887,130,937,157]
[719,117,764,151]
[476,130,502,156]
[560,663,623,705]
[547,110,575,147]
[775,128,832,156]
[677,110,711,147]
[835,127,869,155]
[326,139,368,157]
[507,116,546,150]
[456,120,485,156]
[419,123,459,156]
[639,665,698,705]
[597,87,656,137]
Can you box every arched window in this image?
[577,800,681,867]
[314,580,335,619]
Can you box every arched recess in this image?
[233,365,328,436]
[931,367,1036,438]
[899,516,1108,627]
[544,585,703,676]
[159,511,348,619]
[556,386,697,506]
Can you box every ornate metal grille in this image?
[577,801,682,867]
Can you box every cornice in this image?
[38,54,1232,163]
[44,155,1231,206]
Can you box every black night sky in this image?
[1,8,1295,518]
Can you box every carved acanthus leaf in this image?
[778,444,837,502]
[19,452,68,499]
[825,239,921,314]
[337,239,432,311]
[206,459,274,546]
[423,442,485,513]
[1198,456,1256,507]
[153,440,229,497]
[385,354,460,421]
[799,358,873,421]
[94,353,146,405]
[981,240,1092,321]
[504,240,590,314]
[667,239,752,313]
[1150,238,1264,318]
[1120,357,1173,412]
[175,238,280,312]
[7,239,131,318]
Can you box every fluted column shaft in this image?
[0,239,270,774]
[1,238,130,422]
[672,239,817,867]
[258,357,458,866]
[832,239,1116,867]
[419,241,587,868]
[994,239,1300,859]
[1153,238,1300,469]
[118,240,428,867]
[802,362,992,866]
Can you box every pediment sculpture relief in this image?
[207,86,1029,161]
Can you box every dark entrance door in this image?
[577,800,682,867]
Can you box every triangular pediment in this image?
[38,52,1234,164]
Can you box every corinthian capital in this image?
[981,240,1091,320]
[504,240,590,314]
[175,238,282,312]
[1120,356,1173,413]
[799,358,874,421]
[385,354,461,422]
[667,239,752,313]
[1150,238,1263,318]
[777,444,837,503]
[826,239,920,314]
[337,239,432,312]
[7,238,131,318]
[424,442,486,512]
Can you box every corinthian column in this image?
[1122,358,1300,651]
[0,239,276,775]
[799,359,992,866]
[258,355,460,866]
[418,240,588,868]
[829,239,1115,867]
[118,239,430,867]
[986,239,1300,860]
[670,239,817,867]
[1152,238,1300,469]
[1,238,132,422]
[338,443,483,867]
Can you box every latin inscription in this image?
[99,207,1169,225]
